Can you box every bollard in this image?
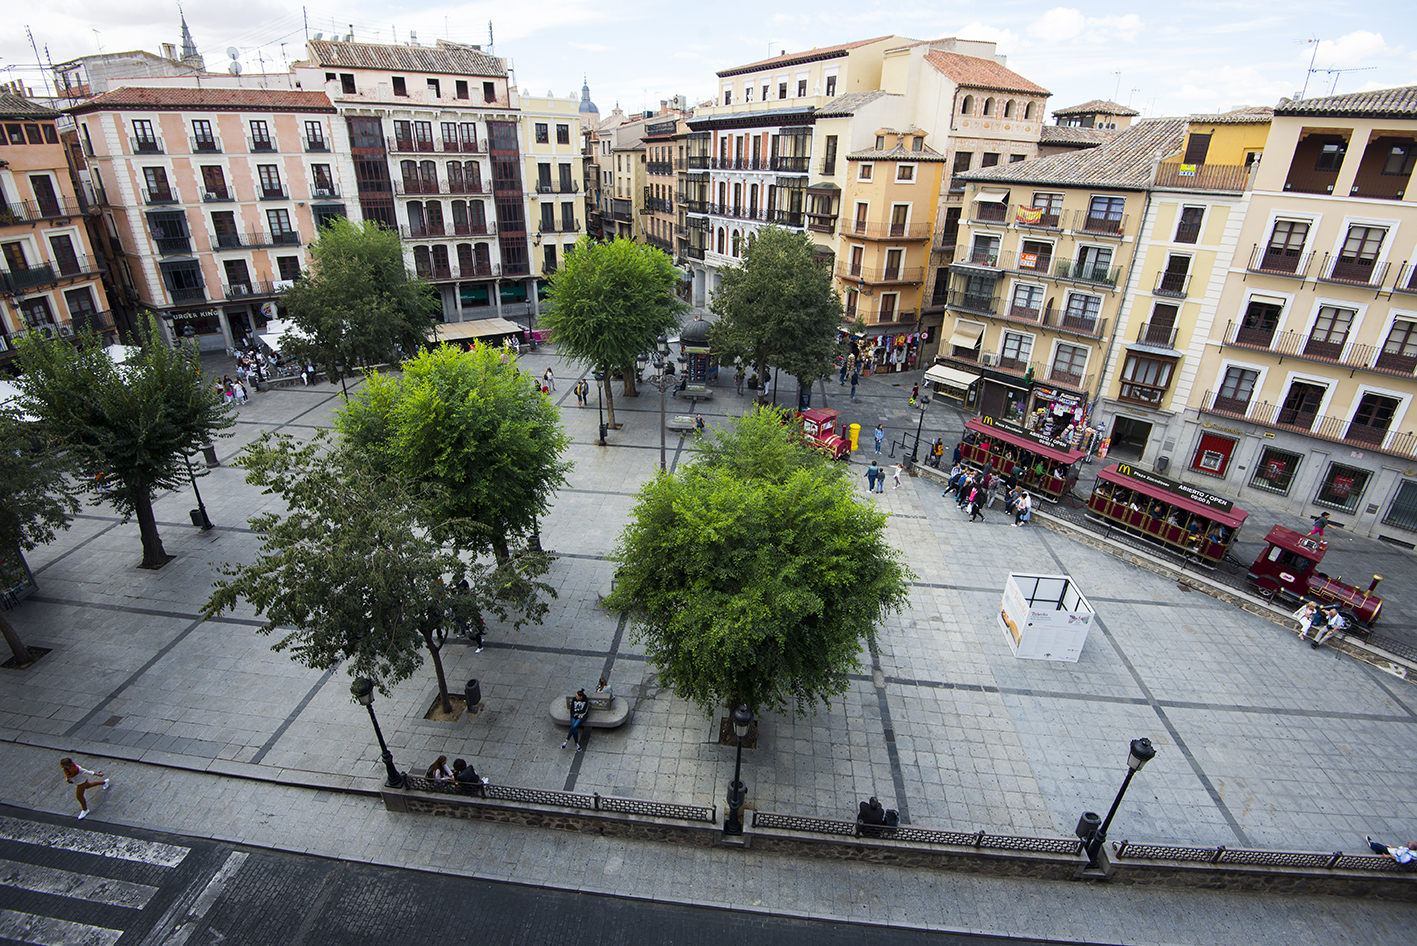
[200,443,220,468]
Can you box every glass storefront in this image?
[1248,447,1303,495]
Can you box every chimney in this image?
[409,30,418,45]
[161,43,178,60]
[1370,575,1384,593]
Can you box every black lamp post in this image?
[593,369,607,446]
[183,452,213,531]
[910,393,931,464]
[724,703,754,835]
[351,677,404,788]
[1079,737,1156,867]
[637,335,675,471]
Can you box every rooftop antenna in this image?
[92,29,103,54]
[25,27,53,96]
[1311,65,1377,96]
[1129,87,1142,107]
[303,6,308,41]
[1300,37,1321,98]
[488,20,494,52]
[1113,70,1121,102]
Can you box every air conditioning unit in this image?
[980,353,998,366]
[57,324,74,338]
[273,279,295,291]
[38,325,57,339]
[203,192,217,200]
[232,285,250,295]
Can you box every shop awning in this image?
[948,323,984,349]
[435,317,525,342]
[964,417,1084,466]
[257,319,310,355]
[925,364,980,390]
[973,187,1010,203]
[1095,463,1249,529]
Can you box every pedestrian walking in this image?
[866,461,881,494]
[735,366,745,395]
[1292,600,1319,640]
[542,367,556,392]
[60,758,108,820]
[873,424,885,454]
[910,383,919,405]
[890,463,903,489]
[838,357,848,386]
[1367,836,1417,866]
[849,370,859,399]
[968,486,986,522]
[563,689,589,750]
[928,438,945,467]
[1307,511,1331,537]
[763,374,773,402]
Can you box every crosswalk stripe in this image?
[0,817,188,868]
[0,908,123,946]
[0,857,160,909]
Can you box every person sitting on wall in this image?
[857,797,887,825]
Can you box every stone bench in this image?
[547,691,633,729]
[666,414,697,432]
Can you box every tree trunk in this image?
[603,372,618,428]
[423,630,453,715]
[622,366,639,398]
[132,487,172,569]
[490,533,510,567]
[0,611,33,669]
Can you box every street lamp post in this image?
[182,452,213,531]
[351,677,404,788]
[724,703,754,835]
[910,393,931,464]
[593,369,607,446]
[1078,737,1156,867]
[637,335,675,472]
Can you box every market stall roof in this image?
[924,364,980,390]
[1095,463,1249,529]
[434,317,525,342]
[964,417,1084,466]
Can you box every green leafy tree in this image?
[204,432,551,714]
[540,236,688,428]
[709,226,842,406]
[604,407,912,717]
[0,411,82,666]
[280,218,438,387]
[15,318,233,568]
[337,343,572,567]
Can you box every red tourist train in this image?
[957,416,1085,502]
[1246,526,1383,629]
[798,408,851,460]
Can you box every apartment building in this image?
[1,93,115,364]
[1036,99,1136,158]
[1093,108,1270,463]
[68,87,345,350]
[519,93,583,284]
[583,105,629,240]
[643,115,686,258]
[936,119,1186,427]
[293,39,533,324]
[1179,86,1417,538]
[609,122,647,242]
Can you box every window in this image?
[1315,139,1346,171]
[983,97,995,116]
[340,73,356,94]
[192,120,217,151]
[1009,284,1045,319]
[981,153,999,167]
[147,210,189,253]
[427,78,441,98]
[5,123,23,145]
[556,123,570,145]
[159,260,204,301]
[961,95,974,115]
[277,256,300,281]
[19,297,55,327]
[797,78,807,96]
[224,259,252,294]
[1183,133,1212,165]
[1348,392,1400,446]
[1263,220,1309,272]
[1030,192,1063,227]
[825,75,837,96]
[0,242,25,271]
[544,245,558,273]
[858,164,873,181]
[456,80,469,100]
[1384,480,1417,532]
[1017,240,1052,271]
[1249,447,1303,494]
[29,175,60,216]
[953,152,972,174]
[132,119,159,151]
[1010,154,1026,163]
[1119,354,1175,406]
[392,77,408,96]
[311,165,334,195]
[896,165,915,182]
[1383,144,1416,176]
[1306,305,1355,357]
[305,121,327,150]
[143,167,172,202]
[779,81,788,99]
[1050,343,1089,383]
[250,120,272,150]
[210,211,238,247]
[535,123,549,144]
[483,81,496,103]
[912,137,924,152]
[1025,102,1035,120]
[1377,319,1417,372]
[1086,195,1125,232]
[49,234,79,275]
[562,201,576,230]
[1001,331,1033,366]
[1074,245,1113,281]
[1175,206,1204,243]
[823,135,838,175]
[875,135,885,150]
[1315,463,1369,512]
[414,122,434,149]
[267,208,296,244]
[1142,302,1178,345]
[723,88,732,105]
[63,287,97,319]
[1003,100,1015,118]
[258,165,283,198]
[1062,293,1101,330]
[1278,381,1325,428]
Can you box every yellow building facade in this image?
[518,93,583,284]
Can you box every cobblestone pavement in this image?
[0,349,1414,943]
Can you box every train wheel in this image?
[1252,577,1280,601]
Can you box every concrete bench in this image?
[547,691,632,729]
[666,414,697,432]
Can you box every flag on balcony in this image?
[1016,206,1043,224]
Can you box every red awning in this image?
[1096,464,1249,529]
[964,418,1084,466]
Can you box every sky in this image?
[4,1,1416,121]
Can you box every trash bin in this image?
[1075,811,1101,842]
[464,678,481,707]
[189,509,204,527]
[200,443,220,468]
[848,423,861,451]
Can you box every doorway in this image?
[1109,416,1152,461]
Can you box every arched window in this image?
[465,161,481,190]
[456,243,473,271]
[983,97,995,116]
[431,245,450,276]
[419,161,438,189]
[447,162,464,192]
[412,246,432,277]
[1003,100,1014,118]
[731,230,741,257]
[451,200,468,233]
[424,201,444,232]
[717,228,725,254]
[960,95,973,115]
[1024,102,1035,120]
[469,200,486,229]
[400,160,418,190]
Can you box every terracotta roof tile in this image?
[815,90,891,117]
[1039,125,1115,147]
[1187,106,1273,124]
[0,92,60,120]
[845,140,948,162]
[1274,85,1417,119]
[717,36,901,77]
[959,117,1187,190]
[70,87,334,114]
[924,51,1049,96]
[306,38,506,77]
[1052,98,1140,117]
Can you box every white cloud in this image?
[1028,8,1086,42]
[570,43,611,53]
[954,22,1021,51]
[1310,30,1399,68]
[1177,66,1298,112]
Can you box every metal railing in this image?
[130,135,164,154]
[201,190,233,202]
[1395,262,1417,295]
[1201,390,1417,458]
[1318,253,1389,288]
[223,280,281,299]
[1154,270,1191,297]
[1246,244,1313,280]
[753,812,1085,853]
[643,197,673,213]
[851,306,918,325]
[1079,213,1127,236]
[972,201,1011,225]
[835,264,926,284]
[311,184,341,200]
[414,262,500,280]
[212,230,301,249]
[143,187,178,204]
[169,286,206,303]
[1135,319,1179,348]
[945,289,999,315]
[190,135,222,153]
[400,775,716,823]
[1113,840,1399,872]
[247,135,278,152]
[1222,319,1417,379]
[395,180,446,196]
[535,182,580,194]
[1,198,84,221]
[843,221,933,241]
[1054,259,1122,288]
[259,187,288,200]
[806,212,837,234]
[1045,365,1094,392]
[389,136,438,154]
[304,137,329,152]
[646,161,674,175]
[154,235,192,255]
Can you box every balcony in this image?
[1347,136,1415,200]
[190,135,222,153]
[415,262,501,281]
[259,186,289,200]
[1154,270,1191,298]
[1,264,56,291]
[1003,299,1055,325]
[949,246,1053,276]
[223,280,280,300]
[311,184,342,200]
[1134,319,1179,349]
[400,223,448,239]
[535,182,580,194]
[395,180,445,196]
[1154,160,1251,192]
[1079,213,1127,237]
[685,245,706,260]
[212,230,300,249]
[944,289,999,315]
[1044,366,1094,393]
[647,161,674,175]
[854,306,918,325]
[771,156,810,174]
[201,189,233,202]
[449,182,492,195]
[389,136,437,154]
[1222,318,1417,379]
[1202,389,1417,459]
[1054,259,1122,288]
[451,222,497,236]
[844,221,932,241]
[806,212,837,234]
[682,199,709,216]
[304,137,330,152]
[1054,309,1107,337]
[972,201,1010,225]
[143,187,178,205]
[1246,243,1312,280]
[647,235,673,253]
[1015,207,1064,231]
[169,286,206,303]
[1,198,83,222]
[1394,263,1417,295]
[155,235,192,255]
[1318,253,1389,288]
[270,231,301,246]
[836,264,925,284]
[686,156,710,170]
[131,135,164,154]
[774,210,805,228]
[248,136,277,152]
[643,197,673,214]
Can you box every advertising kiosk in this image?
[998,573,1095,663]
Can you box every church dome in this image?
[579,80,599,115]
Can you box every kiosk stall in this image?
[1086,463,1247,566]
[958,417,1085,502]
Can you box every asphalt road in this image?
[0,804,1117,946]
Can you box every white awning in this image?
[258,318,311,355]
[925,364,981,391]
[947,322,984,349]
[435,317,526,341]
[973,187,1010,203]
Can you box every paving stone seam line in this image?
[29,518,125,578]
[1357,663,1417,719]
[249,665,340,766]
[24,596,266,628]
[1035,530,1252,848]
[66,513,260,536]
[63,616,209,740]
[870,651,912,826]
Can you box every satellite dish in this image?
[228,62,242,75]
[227,46,240,60]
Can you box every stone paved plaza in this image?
[1,349,1415,943]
